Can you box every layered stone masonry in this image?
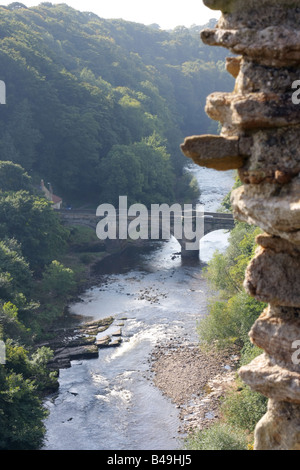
[181,0,300,450]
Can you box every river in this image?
[43,166,234,451]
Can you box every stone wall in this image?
[181,0,300,450]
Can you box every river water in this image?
[43,166,234,450]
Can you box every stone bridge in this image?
[59,208,235,258]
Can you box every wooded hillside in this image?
[0,2,233,205]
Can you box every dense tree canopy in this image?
[0,190,68,269]
[0,3,233,204]
[0,161,69,449]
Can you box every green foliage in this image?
[220,173,242,213]
[204,223,262,298]
[0,159,72,448]
[29,346,58,392]
[0,191,69,269]
[221,382,267,433]
[99,133,175,206]
[0,161,32,192]
[0,4,231,204]
[197,291,265,349]
[239,341,263,367]
[0,370,47,450]
[40,260,75,299]
[0,340,57,450]
[0,302,29,343]
[184,423,248,450]
[0,239,32,298]
[7,3,28,10]
[27,260,76,332]
[0,100,41,169]
[198,221,266,352]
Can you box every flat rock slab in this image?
[239,354,300,403]
[48,344,99,370]
[206,91,300,129]
[201,26,300,66]
[96,335,122,348]
[180,134,243,171]
[96,335,111,347]
[111,329,122,337]
[46,316,116,370]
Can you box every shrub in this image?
[197,291,265,349]
[41,260,75,299]
[184,423,248,450]
[221,383,267,433]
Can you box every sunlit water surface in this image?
[43,166,234,450]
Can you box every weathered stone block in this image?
[201,26,300,66]
[231,181,300,245]
[239,353,300,403]
[244,246,300,306]
[206,91,300,129]
[203,0,300,14]
[256,234,300,257]
[254,400,300,450]
[249,305,300,372]
[180,134,244,171]
[235,59,300,95]
[238,126,300,184]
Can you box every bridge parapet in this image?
[59,209,235,257]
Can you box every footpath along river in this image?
[43,166,234,450]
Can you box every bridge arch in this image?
[58,209,235,258]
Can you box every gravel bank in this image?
[150,341,240,435]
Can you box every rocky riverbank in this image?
[40,315,123,372]
[40,242,130,374]
[150,340,240,435]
